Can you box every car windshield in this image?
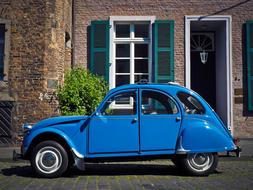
[177,92,205,115]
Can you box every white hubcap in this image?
[35,146,62,174]
[187,153,214,172]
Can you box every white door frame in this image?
[185,15,233,133]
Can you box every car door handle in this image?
[176,117,181,122]
[132,118,138,123]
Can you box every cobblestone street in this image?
[0,158,252,190]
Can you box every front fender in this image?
[23,127,83,158]
[177,119,236,153]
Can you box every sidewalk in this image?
[0,138,252,161]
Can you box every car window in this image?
[100,91,136,115]
[141,90,178,115]
[177,92,205,114]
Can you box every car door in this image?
[140,89,181,152]
[88,90,139,154]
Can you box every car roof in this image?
[108,83,192,95]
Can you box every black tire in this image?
[31,140,69,178]
[180,153,218,176]
[171,156,183,168]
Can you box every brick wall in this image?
[0,0,72,144]
[74,0,253,137]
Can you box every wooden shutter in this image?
[153,20,174,83]
[246,21,253,111]
[90,20,109,82]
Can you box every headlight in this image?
[22,123,33,133]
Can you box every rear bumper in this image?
[227,146,242,157]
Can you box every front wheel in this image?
[181,153,218,176]
[31,141,69,178]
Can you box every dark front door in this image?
[190,32,216,110]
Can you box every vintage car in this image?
[14,83,241,178]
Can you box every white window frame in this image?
[0,19,11,81]
[109,16,156,91]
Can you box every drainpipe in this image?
[71,0,75,68]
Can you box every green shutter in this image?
[90,20,109,82]
[153,20,174,83]
[246,21,253,111]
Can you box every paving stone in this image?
[0,159,253,190]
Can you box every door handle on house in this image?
[132,118,138,123]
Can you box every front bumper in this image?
[13,144,24,161]
[13,149,23,161]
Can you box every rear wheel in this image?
[31,141,68,178]
[181,153,218,176]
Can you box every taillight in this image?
[233,137,240,146]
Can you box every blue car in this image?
[15,83,241,177]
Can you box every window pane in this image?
[135,24,149,38]
[0,66,3,80]
[116,75,130,87]
[177,92,205,114]
[0,44,4,53]
[158,79,170,83]
[158,23,171,48]
[116,59,130,73]
[135,44,148,57]
[0,24,5,40]
[116,24,130,38]
[116,44,130,57]
[134,59,148,73]
[142,91,178,114]
[115,97,131,105]
[101,91,136,115]
[134,75,149,83]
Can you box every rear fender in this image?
[176,119,236,154]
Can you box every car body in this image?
[16,83,241,177]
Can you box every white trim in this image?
[185,15,233,134]
[71,148,84,158]
[109,16,156,90]
[110,16,156,22]
[0,19,11,81]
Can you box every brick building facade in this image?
[0,0,253,145]
[0,0,72,144]
[73,0,253,137]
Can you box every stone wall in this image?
[74,0,253,137]
[0,0,72,144]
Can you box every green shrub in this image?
[57,68,108,116]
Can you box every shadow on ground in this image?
[1,162,222,178]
